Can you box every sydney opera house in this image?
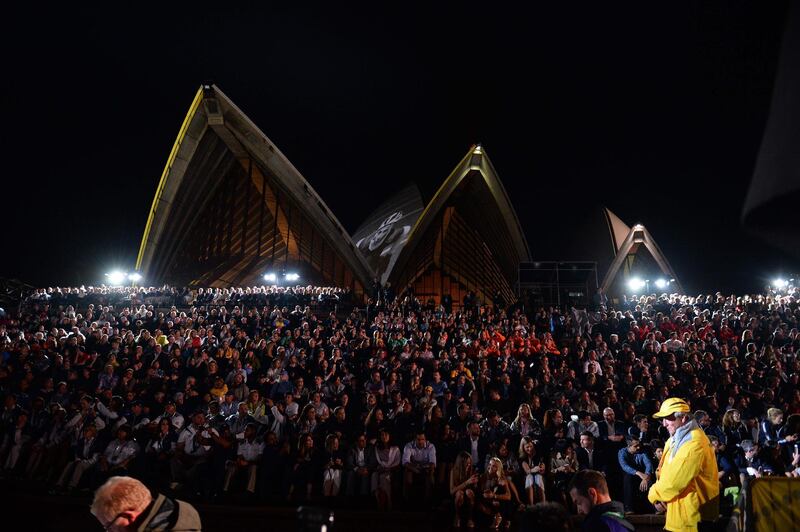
[136,85,680,307]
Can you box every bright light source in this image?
[127,273,142,282]
[106,271,126,285]
[655,278,668,290]
[264,273,277,283]
[773,279,789,289]
[473,144,482,155]
[285,273,300,282]
[628,277,646,292]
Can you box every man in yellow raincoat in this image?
[648,398,719,531]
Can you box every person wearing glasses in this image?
[91,476,201,531]
[648,398,719,532]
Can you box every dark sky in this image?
[2,3,797,293]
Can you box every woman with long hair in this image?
[494,439,524,511]
[479,457,513,530]
[450,451,479,528]
[722,409,749,449]
[322,433,344,497]
[510,403,542,441]
[289,433,319,502]
[297,404,318,436]
[372,429,400,511]
[541,408,565,454]
[364,407,388,444]
[518,436,545,504]
[549,439,577,506]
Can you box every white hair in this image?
[90,476,152,520]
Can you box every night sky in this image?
[3,3,797,293]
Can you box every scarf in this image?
[670,419,700,459]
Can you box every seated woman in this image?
[494,439,524,511]
[322,433,345,497]
[478,457,513,530]
[288,433,320,502]
[450,451,479,528]
[372,429,401,511]
[519,436,546,504]
[144,418,178,487]
[549,439,577,507]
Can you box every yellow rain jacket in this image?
[648,425,719,531]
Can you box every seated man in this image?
[345,433,375,497]
[54,423,103,493]
[618,434,654,514]
[171,410,219,498]
[223,423,264,495]
[96,425,140,483]
[402,431,437,501]
[576,431,607,474]
[627,414,655,443]
[457,421,489,473]
[567,411,599,442]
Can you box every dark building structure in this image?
[137,85,531,307]
[137,85,680,306]
[136,85,373,296]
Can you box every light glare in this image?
[285,273,300,282]
[628,277,646,292]
[106,271,126,285]
[264,273,277,283]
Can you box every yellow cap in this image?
[652,397,691,419]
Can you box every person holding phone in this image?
[450,451,479,528]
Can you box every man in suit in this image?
[458,420,490,472]
[598,408,627,449]
[345,433,376,496]
[54,423,104,492]
[598,407,627,500]
[576,431,607,474]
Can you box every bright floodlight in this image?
[285,273,300,282]
[264,273,277,283]
[106,271,126,285]
[655,278,668,290]
[773,279,789,289]
[127,273,142,282]
[628,277,646,292]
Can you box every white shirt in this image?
[356,447,366,467]
[402,441,437,467]
[238,439,265,462]
[103,439,139,466]
[470,437,480,466]
[155,411,185,431]
[178,424,218,457]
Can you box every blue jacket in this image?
[618,447,654,476]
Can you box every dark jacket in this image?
[345,445,377,472]
[581,500,635,532]
[457,435,490,471]
[576,446,608,473]
[598,421,627,445]
[73,435,104,461]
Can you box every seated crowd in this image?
[1,284,799,529]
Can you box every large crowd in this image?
[1,283,799,529]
